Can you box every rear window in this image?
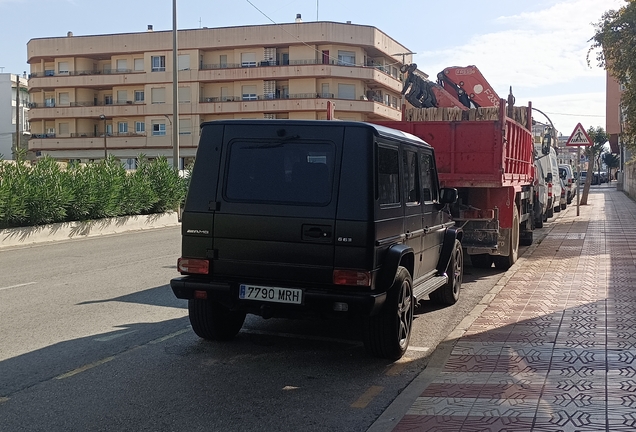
[224,140,335,205]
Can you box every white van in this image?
[534,144,564,215]
[559,164,576,204]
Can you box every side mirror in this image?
[546,173,553,183]
[439,187,458,204]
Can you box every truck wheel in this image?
[535,213,544,228]
[561,202,567,210]
[364,266,413,360]
[493,206,519,270]
[470,254,493,268]
[188,299,246,341]
[546,207,554,218]
[430,240,463,305]
[554,204,561,213]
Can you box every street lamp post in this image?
[172,0,180,171]
[99,114,108,159]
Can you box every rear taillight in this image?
[547,183,553,198]
[333,269,371,287]
[177,258,210,275]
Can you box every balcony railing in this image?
[200,93,336,103]
[29,69,144,78]
[29,59,401,80]
[31,132,147,139]
[29,100,143,108]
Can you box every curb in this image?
[0,212,180,249]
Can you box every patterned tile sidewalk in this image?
[391,187,636,432]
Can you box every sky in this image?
[0,0,625,136]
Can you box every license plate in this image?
[239,284,302,304]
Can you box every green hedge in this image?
[0,154,189,229]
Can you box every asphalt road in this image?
[0,224,548,432]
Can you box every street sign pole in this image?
[576,146,581,216]
[565,122,592,217]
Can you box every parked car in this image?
[559,164,577,204]
[579,171,587,185]
[171,120,464,360]
[535,144,563,215]
[534,159,549,228]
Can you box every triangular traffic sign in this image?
[566,123,593,146]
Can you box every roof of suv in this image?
[199,119,433,149]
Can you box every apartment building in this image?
[26,21,413,166]
[0,73,30,160]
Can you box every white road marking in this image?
[55,356,115,380]
[0,282,36,292]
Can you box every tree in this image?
[603,152,620,180]
[580,126,609,205]
[588,2,636,149]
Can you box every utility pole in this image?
[15,75,20,159]
[172,0,180,171]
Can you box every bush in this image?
[0,154,189,229]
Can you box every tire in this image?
[520,230,533,246]
[493,205,519,270]
[561,202,567,210]
[554,204,561,213]
[188,299,246,341]
[430,240,463,305]
[470,253,493,268]
[364,266,413,360]
[535,213,544,228]
[546,206,554,218]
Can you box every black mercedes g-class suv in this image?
[171,120,463,360]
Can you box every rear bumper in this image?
[170,276,387,318]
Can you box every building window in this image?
[124,158,137,170]
[135,121,145,133]
[134,90,144,102]
[337,51,356,66]
[58,123,69,136]
[152,122,166,136]
[179,118,192,135]
[117,90,128,104]
[151,55,166,72]
[337,84,355,100]
[151,87,166,104]
[178,86,191,103]
[105,95,113,105]
[321,83,330,98]
[45,97,55,107]
[241,53,256,68]
[134,58,144,71]
[221,87,230,101]
[178,54,190,70]
[116,59,128,72]
[58,62,69,74]
[220,55,228,68]
[118,122,128,133]
[58,92,69,106]
[242,85,257,101]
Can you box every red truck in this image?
[373,65,537,270]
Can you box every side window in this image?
[403,149,420,205]
[420,152,437,202]
[378,146,400,206]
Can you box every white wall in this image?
[0,74,29,160]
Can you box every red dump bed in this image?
[373,103,534,189]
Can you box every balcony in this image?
[29,100,142,108]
